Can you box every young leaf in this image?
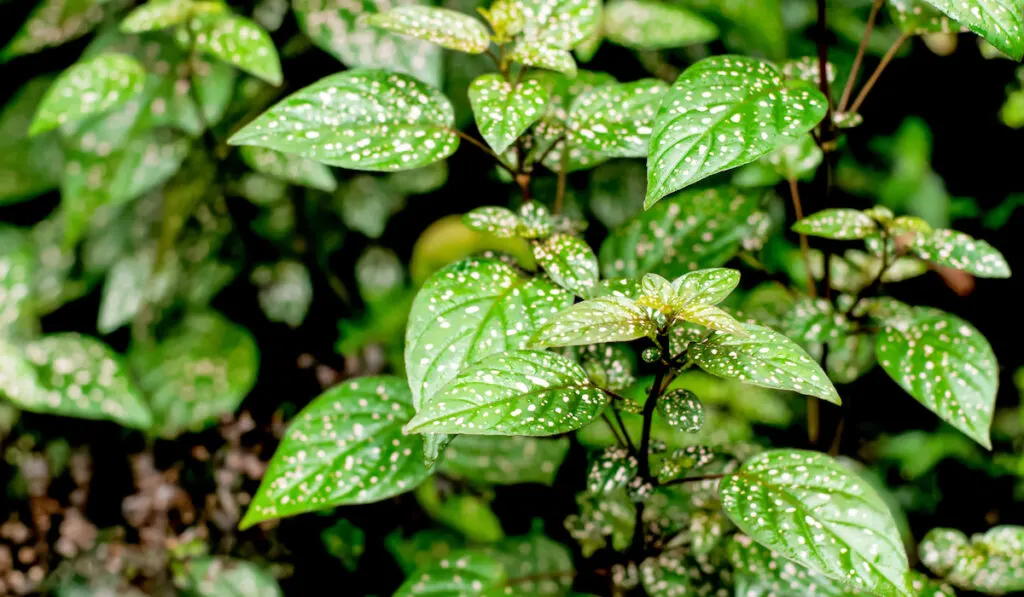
[468,75,549,155]
[532,295,659,347]
[672,268,740,306]
[463,206,522,238]
[908,228,1011,278]
[229,70,459,172]
[188,13,283,85]
[393,552,507,596]
[917,0,1024,60]
[689,323,841,403]
[720,450,912,597]
[0,334,152,429]
[646,55,828,208]
[404,349,608,436]
[242,376,433,528]
[533,233,599,297]
[657,388,704,432]
[121,0,192,33]
[603,0,718,50]
[792,209,878,240]
[588,446,639,493]
[30,53,146,136]
[508,42,578,76]
[876,307,998,448]
[440,435,570,486]
[364,6,491,53]
[599,186,765,279]
[239,146,338,192]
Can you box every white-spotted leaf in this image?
[690,323,841,403]
[121,0,192,33]
[440,435,570,486]
[909,228,1011,278]
[657,388,704,432]
[532,295,659,347]
[393,552,507,596]
[463,206,522,238]
[920,526,1024,594]
[229,70,459,172]
[469,75,549,155]
[364,6,491,53]
[588,446,639,493]
[646,55,828,208]
[763,134,823,181]
[720,449,912,597]
[188,12,282,85]
[242,376,432,528]
[239,146,338,192]
[918,0,1024,59]
[508,42,578,76]
[729,534,863,597]
[30,53,145,136]
[181,557,282,597]
[603,0,718,50]
[533,233,599,297]
[405,349,607,436]
[792,209,878,240]
[518,0,601,49]
[888,0,962,34]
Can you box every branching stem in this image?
[453,129,516,174]
[787,177,817,298]
[849,32,910,114]
[838,0,885,112]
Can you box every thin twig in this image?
[612,407,636,454]
[849,32,911,114]
[484,48,505,76]
[787,177,817,298]
[838,0,885,112]
[453,129,516,174]
[808,398,821,445]
[554,147,568,214]
[828,417,845,456]
[602,413,627,449]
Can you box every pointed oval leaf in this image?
[405,349,608,435]
[181,557,282,597]
[440,435,570,486]
[876,307,998,448]
[532,295,659,347]
[917,0,1024,60]
[242,376,432,527]
[575,343,637,391]
[729,534,864,597]
[121,0,192,33]
[920,525,1024,594]
[908,228,1011,278]
[364,6,491,53]
[720,449,912,597]
[239,146,337,192]
[463,206,522,238]
[657,388,704,432]
[518,0,601,48]
[394,552,507,596]
[792,209,878,240]
[469,74,550,155]
[508,42,578,76]
[30,53,146,136]
[2,0,112,60]
[763,134,823,181]
[603,0,718,50]
[646,55,828,208]
[189,13,282,85]
[481,533,575,595]
[0,334,151,429]
[671,268,741,306]
[888,0,962,35]
[229,70,459,172]
[689,322,841,403]
[588,446,639,493]
[533,233,599,297]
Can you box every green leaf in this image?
[720,449,912,597]
[394,552,507,596]
[782,57,836,86]
[603,0,718,50]
[180,557,282,597]
[2,0,111,60]
[657,388,704,432]
[468,75,549,154]
[188,13,282,85]
[908,228,1011,278]
[252,260,314,328]
[0,334,151,429]
[646,55,828,208]
[888,0,962,35]
[763,134,823,181]
[920,526,1024,594]
[600,186,765,279]
[533,233,599,297]
[416,477,505,543]
[131,311,258,438]
[565,488,635,556]
[792,209,878,240]
[229,70,459,172]
[293,0,442,87]
[518,0,601,49]
[440,435,570,486]
[780,296,847,345]
[588,446,639,493]
[322,519,365,572]
[876,307,998,448]
[532,296,659,347]
[242,376,432,528]
[575,343,637,391]
[689,323,841,403]
[640,553,694,597]
[239,146,337,192]
[481,533,575,595]
[508,42,578,76]
[917,0,1024,60]
[728,534,859,597]
[30,53,146,136]
[0,228,36,338]
[121,0,191,33]
[463,206,521,238]
[404,349,607,435]
[364,6,491,53]
[98,249,180,334]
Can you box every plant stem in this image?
[453,129,517,175]
[612,407,636,454]
[807,398,821,445]
[814,0,835,142]
[849,32,910,114]
[554,149,568,214]
[838,0,885,113]
[602,413,627,449]
[787,177,817,298]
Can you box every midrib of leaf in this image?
[463,278,530,362]
[428,382,591,420]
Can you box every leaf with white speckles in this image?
[720,449,912,597]
[364,6,491,53]
[508,42,578,76]
[30,53,146,136]
[517,202,555,238]
[728,534,862,597]
[599,186,764,279]
[588,446,639,493]
[565,488,636,556]
[603,0,718,50]
[639,553,694,597]
[121,0,191,33]
[463,206,521,238]
[131,311,258,438]
[229,70,459,172]
[533,233,599,297]
[239,146,337,192]
[394,551,507,596]
[188,12,282,85]
[781,56,836,86]
[1,0,111,60]
[646,55,828,208]
[657,388,704,432]
[518,0,601,49]
[481,533,576,595]
[440,435,569,486]
[792,209,878,240]
[920,526,1024,594]
[405,349,607,435]
[181,557,282,597]
[888,0,962,34]
[0,334,151,429]
[917,0,1024,59]
[469,75,549,155]
[690,323,840,403]
[908,228,1011,278]
[875,307,998,448]
[241,376,432,528]
[532,295,659,347]
[0,228,36,338]
[763,134,822,181]
[252,260,314,328]
[575,343,636,391]
[98,248,180,335]
[780,296,848,345]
